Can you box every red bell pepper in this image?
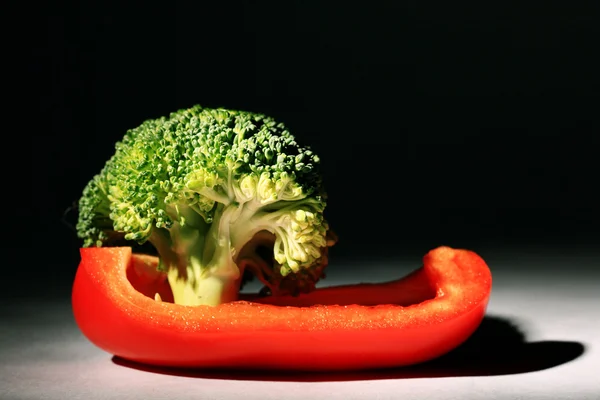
[72,246,492,371]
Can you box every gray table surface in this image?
[1,246,599,400]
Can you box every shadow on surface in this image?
[112,315,585,382]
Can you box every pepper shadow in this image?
[111,314,585,382]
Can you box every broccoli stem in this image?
[150,203,243,306]
[166,263,240,306]
[147,196,326,306]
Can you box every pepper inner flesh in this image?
[126,253,436,308]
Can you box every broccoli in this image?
[76,105,336,306]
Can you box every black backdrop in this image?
[17,1,600,292]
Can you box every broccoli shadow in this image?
[111,315,585,382]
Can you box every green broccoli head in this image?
[76,105,336,306]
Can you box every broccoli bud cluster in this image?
[76,105,336,305]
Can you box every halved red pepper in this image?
[72,246,492,371]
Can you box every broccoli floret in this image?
[76,105,336,306]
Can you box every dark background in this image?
[16,1,600,294]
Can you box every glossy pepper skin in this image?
[72,246,492,371]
